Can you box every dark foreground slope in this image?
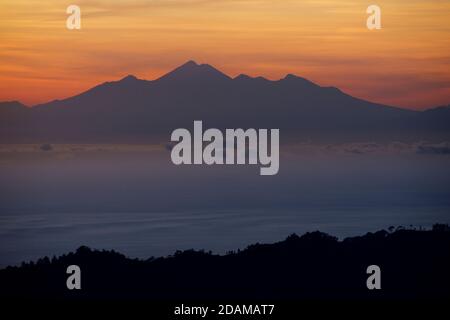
[1,225,449,301]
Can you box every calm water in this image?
[0,144,449,267]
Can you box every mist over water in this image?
[0,144,449,267]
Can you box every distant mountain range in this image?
[1,60,449,143]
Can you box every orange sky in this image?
[0,0,449,109]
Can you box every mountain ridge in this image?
[0,60,449,143]
[2,60,447,111]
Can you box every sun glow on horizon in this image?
[0,0,449,109]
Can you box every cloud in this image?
[416,142,450,155]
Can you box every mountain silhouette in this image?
[1,60,449,143]
[158,60,231,83]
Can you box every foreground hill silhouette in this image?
[1,224,449,300]
[1,60,449,143]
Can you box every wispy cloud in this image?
[0,0,449,108]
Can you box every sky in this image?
[0,0,449,110]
